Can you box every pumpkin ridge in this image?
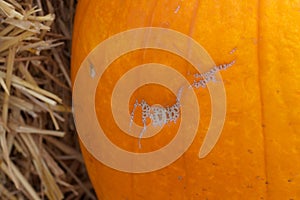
[256,0,269,198]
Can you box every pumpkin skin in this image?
[71,0,300,199]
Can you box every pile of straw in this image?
[0,0,96,199]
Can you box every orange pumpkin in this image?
[71,0,300,199]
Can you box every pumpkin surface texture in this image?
[71,0,300,199]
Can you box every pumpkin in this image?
[71,0,300,199]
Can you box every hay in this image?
[0,0,96,199]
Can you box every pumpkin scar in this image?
[174,5,181,14]
[191,60,235,88]
[88,60,96,78]
[130,60,235,149]
[174,0,183,14]
[130,88,183,149]
[229,47,237,54]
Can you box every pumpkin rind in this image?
[71,0,300,199]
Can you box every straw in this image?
[0,0,96,199]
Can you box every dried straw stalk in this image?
[0,0,96,199]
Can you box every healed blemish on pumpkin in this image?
[174,0,183,14]
[230,47,237,54]
[88,60,96,78]
[130,87,183,148]
[130,60,235,148]
[191,60,235,89]
[174,5,181,13]
[130,99,150,148]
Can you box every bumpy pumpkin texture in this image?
[72,0,300,199]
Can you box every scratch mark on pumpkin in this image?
[174,5,181,13]
[229,47,237,54]
[88,60,96,78]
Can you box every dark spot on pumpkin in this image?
[262,124,266,128]
[276,90,280,93]
[288,179,292,182]
[248,149,253,154]
[178,176,183,181]
[265,181,269,185]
